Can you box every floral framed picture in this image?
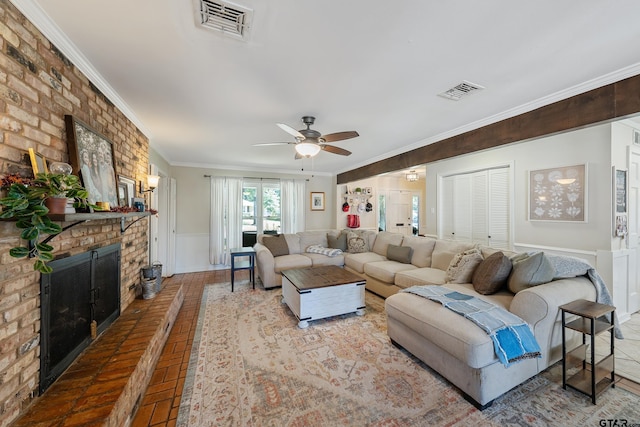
[528,164,587,222]
[310,192,325,211]
[65,115,119,207]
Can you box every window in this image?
[243,180,281,234]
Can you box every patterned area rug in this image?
[177,282,640,426]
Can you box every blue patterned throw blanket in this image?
[403,286,541,367]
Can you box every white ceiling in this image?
[12,0,640,176]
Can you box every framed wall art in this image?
[614,167,628,237]
[28,148,48,175]
[118,175,136,207]
[310,192,325,211]
[65,115,119,207]
[528,164,587,222]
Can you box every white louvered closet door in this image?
[440,167,510,248]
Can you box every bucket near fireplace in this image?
[39,243,121,393]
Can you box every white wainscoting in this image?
[596,248,633,323]
[175,233,221,274]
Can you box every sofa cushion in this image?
[298,231,329,251]
[508,252,555,294]
[273,254,312,273]
[395,267,447,288]
[327,231,347,251]
[262,234,289,257]
[303,253,345,267]
[401,235,436,268]
[283,234,301,254]
[472,251,513,295]
[431,240,475,270]
[343,252,386,273]
[372,231,404,256]
[445,248,483,284]
[385,291,497,369]
[364,260,417,284]
[387,244,413,264]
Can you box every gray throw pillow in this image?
[507,251,555,294]
[387,244,413,264]
[445,248,483,284]
[328,232,347,252]
[472,251,512,295]
[262,234,289,257]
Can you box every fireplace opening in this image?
[39,243,121,394]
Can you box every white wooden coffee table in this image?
[281,266,366,328]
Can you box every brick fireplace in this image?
[0,2,153,425]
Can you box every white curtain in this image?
[281,179,306,233]
[209,177,225,265]
[209,177,243,266]
[226,177,243,264]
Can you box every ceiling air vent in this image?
[199,0,252,41]
[438,80,485,101]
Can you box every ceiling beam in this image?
[337,73,640,184]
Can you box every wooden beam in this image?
[337,74,640,184]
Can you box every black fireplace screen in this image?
[40,243,121,393]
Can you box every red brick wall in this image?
[0,1,151,424]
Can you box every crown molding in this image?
[10,0,152,138]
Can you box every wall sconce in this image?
[406,170,419,182]
[140,174,160,193]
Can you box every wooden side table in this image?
[560,299,615,404]
[230,247,256,292]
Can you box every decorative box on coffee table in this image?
[281,266,366,328]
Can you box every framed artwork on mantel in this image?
[528,164,587,222]
[65,115,119,207]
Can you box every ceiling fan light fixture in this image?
[295,142,321,157]
[406,170,419,182]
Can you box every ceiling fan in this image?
[254,116,359,158]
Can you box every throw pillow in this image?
[387,244,413,264]
[445,248,483,284]
[328,232,347,252]
[508,251,555,294]
[347,231,367,253]
[472,251,513,295]
[262,234,289,257]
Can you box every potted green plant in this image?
[0,172,93,273]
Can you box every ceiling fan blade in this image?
[321,144,351,156]
[277,123,304,139]
[321,131,359,143]
[253,142,294,146]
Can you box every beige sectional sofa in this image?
[254,229,598,408]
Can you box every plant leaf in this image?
[35,242,54,252]
[9,247,30,258]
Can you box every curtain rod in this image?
[203,175,309,181]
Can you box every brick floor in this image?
[131,269,231,427]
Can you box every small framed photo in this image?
[633,129,640,145]
[118,175,136,207]
[310,192,325,211]
[28,148,48,175]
